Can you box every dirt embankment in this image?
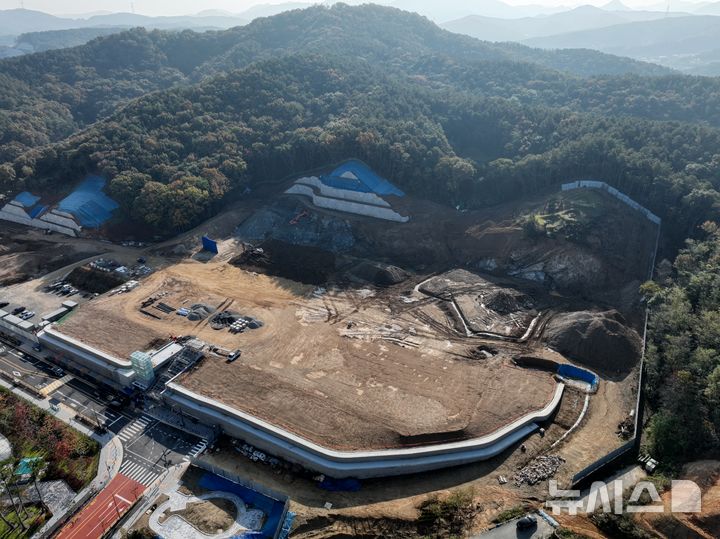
[544,310,642,375]
[0,227,100,286]
[231,239,336,285]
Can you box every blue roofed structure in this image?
[320,160,404,197]
[57,175,119,228]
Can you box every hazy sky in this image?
[0,0,710,16]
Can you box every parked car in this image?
[51,367,64,377]
[226,349,242,363]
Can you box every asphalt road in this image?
[474,515,554,539]
[117,414,207,486]
[0,338,58,389]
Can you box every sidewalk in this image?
[114,461,190,538]
[0,377,124,537]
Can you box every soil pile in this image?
[231,239,336,285]
[545,310,641,373]
[483,288,533,315]
[351,261,409,287]
[66,265,126,293]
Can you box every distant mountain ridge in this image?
[0,8,248,37]
[442,5,685,42]
[524,15,720,75]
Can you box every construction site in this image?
[0,162,659,490]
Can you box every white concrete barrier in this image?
[285,184,409,223]
[163,383,564,478]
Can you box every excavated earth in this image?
[544,310,642,375]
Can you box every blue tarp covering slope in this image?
[13,191,40,208]
[198,471,286,539]
[57,175,119,228]
[28,205,47,219]
[320,159,404,197]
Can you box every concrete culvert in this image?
[544,310,641,374]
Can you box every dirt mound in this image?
[231,239,336,285]
[66,265,126,293]
[350,261,409,287]
[483,288,533,315]
[544,310,641,373]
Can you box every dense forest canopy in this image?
[0,3,719,244]
[643,223,720,464]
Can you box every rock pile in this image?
[513,455,566,486]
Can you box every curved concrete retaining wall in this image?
[163,383,564,478]
[285,184,409,223]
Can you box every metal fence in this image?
[569,188,661,489]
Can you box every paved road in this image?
[0,335,211,535]
[55,473,144,539]
[116,414,207,486]
[474,515,554,539]
[0,338,57,389]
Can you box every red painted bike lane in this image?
[55,473,144,539]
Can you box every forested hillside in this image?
[1,3,720,243]
[3,4,712,164]
[644,223,720,464]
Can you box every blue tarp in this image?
[57,175,118,228]
[278,511,296,539]
[13,191,40,208]
[558,364,598,388]
[198,471,286,539]
[318,477,362,492]
[320,160,405,197]
[202,236,219,254]
[28,204,47,219]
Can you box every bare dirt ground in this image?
[0,224,103,287]
[60,258,559,450]
[1,181,659,537]
[160,498,238,534]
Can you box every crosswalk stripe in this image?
[137,470,157,485]
[124,463,143,477]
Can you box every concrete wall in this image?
[163,383,564,478]
[38,327,135,389]
[41,210,82,232]
[0,204,79,236]
[0,315,39,344]
[285,184,409,223]
[561,181,661,225]
[295,177,391,208]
